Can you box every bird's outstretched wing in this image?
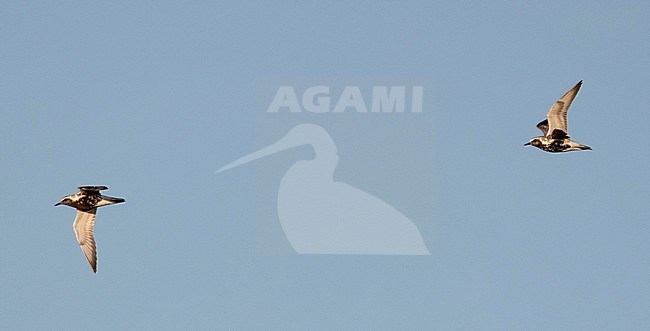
[536,119,549,136]
[73,208,98,273]
[79,186,108,193]
[545,80,582,138]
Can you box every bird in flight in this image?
[55,186,125,273]
[525,80,592,153]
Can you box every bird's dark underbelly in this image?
[72,195,101,211]
[543,140,569,153]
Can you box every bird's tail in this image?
[100,195,125,205]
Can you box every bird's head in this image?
[55,196,73,207]
[524,138,542,148]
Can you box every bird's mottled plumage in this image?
[56,186,124,273]
[525,81,592,153]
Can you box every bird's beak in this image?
[54,202,61,206]
[524,142,531,146]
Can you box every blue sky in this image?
[1,1,648,329]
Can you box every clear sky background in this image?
[1,1,648,329]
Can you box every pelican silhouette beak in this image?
[217,134,300,173]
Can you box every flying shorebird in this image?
[525,80,592,153]
[55,186,125,273]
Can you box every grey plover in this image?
[525,80,592,153]
[55,186,125,273]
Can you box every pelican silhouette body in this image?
[218,124,430,255]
